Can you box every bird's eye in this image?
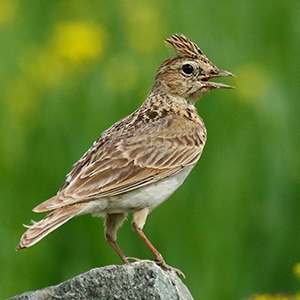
[182,64,194,75]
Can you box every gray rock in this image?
[9,261,194,300]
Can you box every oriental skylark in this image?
[17,34,234,276]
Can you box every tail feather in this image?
[16,203,85,250]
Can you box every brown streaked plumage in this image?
[17,34,235,276]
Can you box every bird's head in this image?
[153,34,235,104]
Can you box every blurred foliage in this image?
[247,264,300,299]
[0,0,299,299]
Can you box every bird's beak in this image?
[203,69,236,89]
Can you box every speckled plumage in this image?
[17,34,234,276]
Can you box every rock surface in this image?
[9,261,194,300]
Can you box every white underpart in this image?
[79,165,194,218]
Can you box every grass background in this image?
[1,0,299,299]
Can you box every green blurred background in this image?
[1,0,299,299]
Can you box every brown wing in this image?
[34,114,206,212]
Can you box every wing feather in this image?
[34,114,206,212]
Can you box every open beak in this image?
[203,69,235,89]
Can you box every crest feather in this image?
[165,34,204,58]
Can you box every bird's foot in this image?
[126,257,153,263]
[126,257,142,262]
[154,254,185,278]
[126,256,185,278]
[157,261,185,278]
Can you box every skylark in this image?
[17,34,234,276]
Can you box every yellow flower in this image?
[51,21,106,65]
[294,263,300,280]
[249,294,293,300]
[0,0,18,25]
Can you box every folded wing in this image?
[34,114,206,212]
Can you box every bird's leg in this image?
[106,234,129,264]
[132,209,185,277]
[105,213,129,264]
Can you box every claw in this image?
[126,257,142,262]
[154,255,185,278]
[159,262,185,278]
[126,257,185,277]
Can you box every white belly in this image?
[80,165,194,218]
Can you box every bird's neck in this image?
[143,91,203,125]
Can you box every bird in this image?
[17,33,234,276]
